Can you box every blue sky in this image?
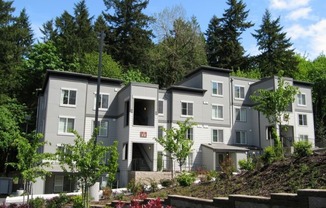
[12,0,326,60]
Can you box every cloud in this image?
[286,7,312,20]
[269,0,311,10]
[286,19,326,58]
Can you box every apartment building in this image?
[34,66,315,194]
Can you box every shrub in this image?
[71,195,83,208]
[45,193,70,208]
[261,146,277,164]
[176,171,196,187]
[293,141,313,158]
[220,157,236,178]
[238,158,254,171]
[160,178,175,187]
[29,197,45,208]
[127,179,144,194]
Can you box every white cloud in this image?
[286,7,312,20]
[286,19,326,59]
[269,0,311,10]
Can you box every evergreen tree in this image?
[102,0,154,70]
[94,14,108,34]
[0,1,33,97]
[40,20,57,42]
[252,9,298,77]
[206,0,253,70]
[73,0,97,59]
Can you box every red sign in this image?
[140,132,147,138]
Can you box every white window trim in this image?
[212,129,223,143]
[212,104,224,120]
[298,114,308,126]
[93,92,110,111]
[58,116,76,136]
[211,81,223,97]
[60,88,77,107]
[235,130,247,144]
[234,85,245,100]
[181,100,194,118]
[297,93,307,106]
[235,107,247,122]
[158,99,164,115]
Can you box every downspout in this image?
[230,78,234,139]
[258,111,262,154]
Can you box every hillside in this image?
[149,151,326,199]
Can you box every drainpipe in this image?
[258,111,262,154]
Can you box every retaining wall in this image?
[165,189,326,208]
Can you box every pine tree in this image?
[102,0,154,70]
[73,0,97,59]
[252,9,298,77]
[0,1,33,97]
[206,0,253,70]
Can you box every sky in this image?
[12,0,326,60]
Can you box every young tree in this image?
[252,9,298,77]
[206,0,253,70]
[250,76,298,157]
[9,133,53,203]
[102,0,154,70]
[155,118,196,172]
[120,68,151,84]
[56,130,118,208]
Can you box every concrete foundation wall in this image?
[165,189,326,208]
[129,171,172,185]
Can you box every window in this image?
[186,128,193,140]
[58,117,75,134]
[298,114,307,126]
[212,81,223,96]
[158,100,163,114]
[212,104,223,119]
[93,120,109,137]
[297,93,306,106]
[158,126,163,138]
[212,129,223,143]
[181,102,193,116]
[299,135,308,141]
[236,131,247,144]
[234,86,245,99]
[122,143,128,160]
[235,108,247,122]
[54,175,64,193]
[125,101,130,126]
[61,89,77,106]
[94,93,109,110]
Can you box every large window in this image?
[186,128,193,140]
[181,101,193,116]
[234,86,245,99]
[212,129,223,143]
[298,114,307,126]
[235,108,247,122]
[54,175,64,193]
[297,93,306,106]
[212,104,223,119]
[61,89,77,106]
[94,93,109,110]
[93,120,109,137]
[236,131,247,144]
[212,81,223,96]
[58,117,75,134]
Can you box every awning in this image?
[201,143,249,153]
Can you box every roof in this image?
[201,143,249,152]
[167,85,207,93]
[184,65,232,79]
[40,70,124,93]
